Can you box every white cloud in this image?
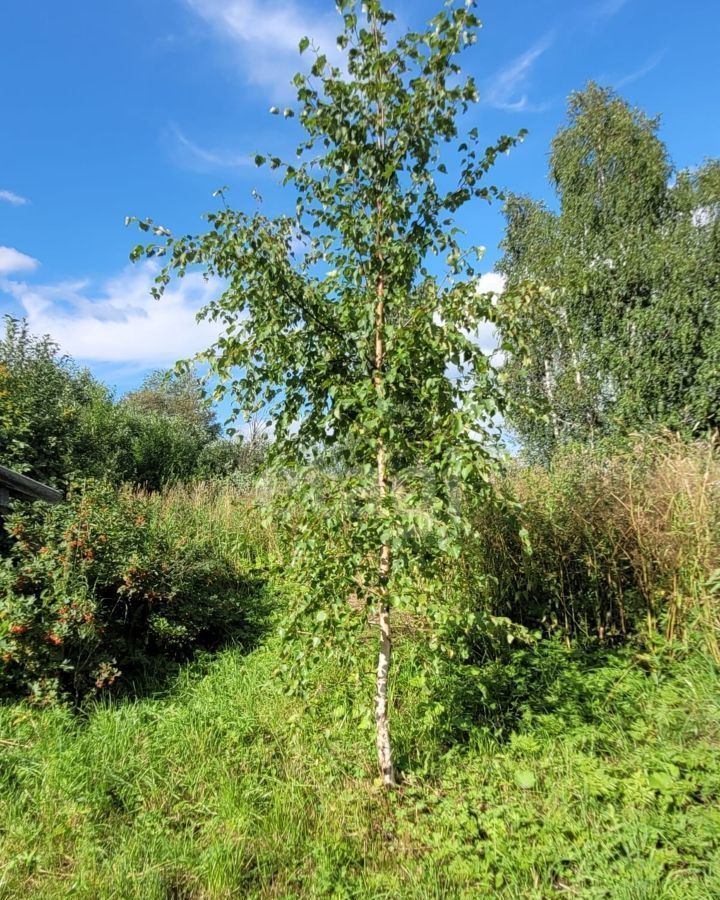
[472,273,504,361]
[181,0,340,97]
[484,36,553,112]
[170,125,256,172]
[0,246,39,275]
[0,262,225,366]
[477,272,506,296]
[443,273,506,386]
[466,318,498,358]
[0,190,28,206]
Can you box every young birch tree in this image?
[131,0,525,787]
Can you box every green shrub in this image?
[0,317,244,490]
[121,367,221,439]
[196,434,269,484]
[0,482,255,703]
[110,409,211,490]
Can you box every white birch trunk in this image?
[375,543,395,786]
[371,17,395,787]
[373,291,396,788]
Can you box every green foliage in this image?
[122,367,220,440]
[499,84,720,458]
[0,439,717,890]
[0,482,256,702]
[0,316,113,486]
[195,430,269,485]
[110,409,212,491]
[132,0,520,490]
[6,433,712,706]
[0,316,249,489]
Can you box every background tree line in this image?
[0,316,266,491]
[499,83,720,460]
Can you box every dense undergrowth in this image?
[0,482,268,703]
[1,435,719,896]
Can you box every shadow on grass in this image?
[473,638,640,733]
[97,574,276,706]
[392,635,651,773]
[0,572,275,713]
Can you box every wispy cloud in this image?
[0,190,28,206]
[180,0,340,97]
[1,261,224,366]
[169,125,255,172]
[0,246,38,275]
[484,35,553,112]
[593,0,631,17]
[613,51,664,88]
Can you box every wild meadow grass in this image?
[0,631,718,898]
[1,437,719,897]
[145,480,277,572]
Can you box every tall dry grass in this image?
[471,433,720,656]
[131,437,719,658]
[140,479,279,571]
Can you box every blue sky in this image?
[1,0,717,399]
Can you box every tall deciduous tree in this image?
[499,83,720,459]
[123,367,220,439]
[131,0,524,785]
[0,316,111,486]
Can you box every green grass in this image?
[1,620,718,898]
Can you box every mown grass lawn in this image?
[1,624,718,899]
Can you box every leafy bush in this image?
[196,434,269,484]
[0,481,256,703]
[0,317,252,490]
[121,367,220,439]
[110,409,212,491]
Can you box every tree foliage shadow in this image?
[465,638,640,737]
[393,634,651,772]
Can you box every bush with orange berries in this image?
[0,481,256,703]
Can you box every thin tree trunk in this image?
[375,539,395,786]
[371,15,395,787]
[543,357,561,442]
[374,278,396,788]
